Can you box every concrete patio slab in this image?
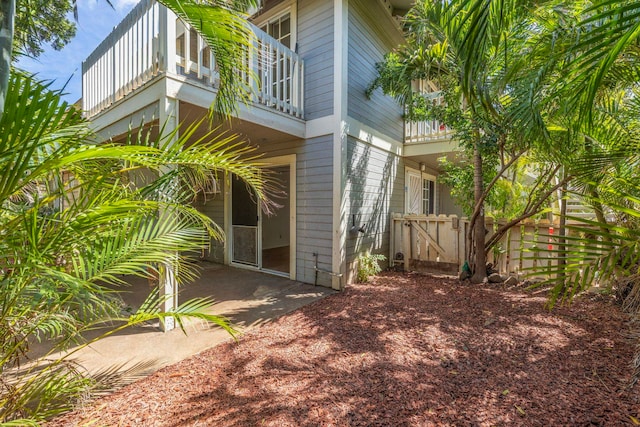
[30,263,334,390]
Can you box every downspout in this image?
[313,252,343,289]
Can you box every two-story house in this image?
[81,0,462,294]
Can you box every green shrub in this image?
[357,252,387,283]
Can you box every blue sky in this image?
[17,0,138,103]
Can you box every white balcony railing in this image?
[82,0,304,120]
[404,90,450,144]
[405,119,450,144]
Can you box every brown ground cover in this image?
[50,272,639,426]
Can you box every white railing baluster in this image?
[82,2,304,119]
[404,90,449,144]
[197,33,202,79]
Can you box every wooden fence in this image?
[390,213,560,278]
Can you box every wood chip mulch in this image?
[50,272,640,426]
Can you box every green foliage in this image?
[14,0,76,58]
[357,252,386,283]
[0,71,264,424]
[529,187,640,308]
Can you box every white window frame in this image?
[253,3,297,50]
[405,167,437,215]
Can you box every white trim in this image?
[164,76,305,138]
[90,73,307,139]
[404,139,461,157]
[94,102,159,141]
[344,115,403,155]
[331,0,349,290]
[223,172,230,264]
[158,94,179,332]
[405,166,437,215]
[261,154,297,281]
[226,154,297,281]
[87,76,166,133]
[305,115,336,138]
[253,2,297,50]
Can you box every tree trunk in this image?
[0,0,14,119]
[470,139,487,283]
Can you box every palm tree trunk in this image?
[0,0,14,118]
[471,139,487,283]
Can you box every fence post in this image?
[403,220,411,271]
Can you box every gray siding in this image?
[252,135,334,287]
[193,184,226,263]
[298,0,334,120]
[347,0,403,141]
[345,136,404,281]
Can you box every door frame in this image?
[405,166,437,215]
[226,154,296,280]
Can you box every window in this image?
[189,28,199,62]
[406,168,436,215]
[261,13,291,48]
[257,10,294,104]
[422,178,435,215]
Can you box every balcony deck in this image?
[405,118,451,145]
[82,0,304,122]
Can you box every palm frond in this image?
[158,0,256,118]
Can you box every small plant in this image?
[357,252,387,283]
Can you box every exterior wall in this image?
[341,0,409,282]
[347,0,403,141]
[298,0,334,120]
[438,184,464,217]
[344,136,404,282]
[192,186,226,263]
[403,158,463,217]
[252,135,335,287]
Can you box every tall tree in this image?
[371,0,556,282]
[15,0,76,57]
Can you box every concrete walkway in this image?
[38,263,334,390]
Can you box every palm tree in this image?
[0,69,269,424]
[371,0,562,282]
[0,0,268,422]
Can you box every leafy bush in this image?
[357,252,387,283]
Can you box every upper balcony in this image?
[82,0,304,121]
[405,116,450,144]
[402,88,458,162]
[403,87,450,143]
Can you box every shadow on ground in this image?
[23,262,333,393]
